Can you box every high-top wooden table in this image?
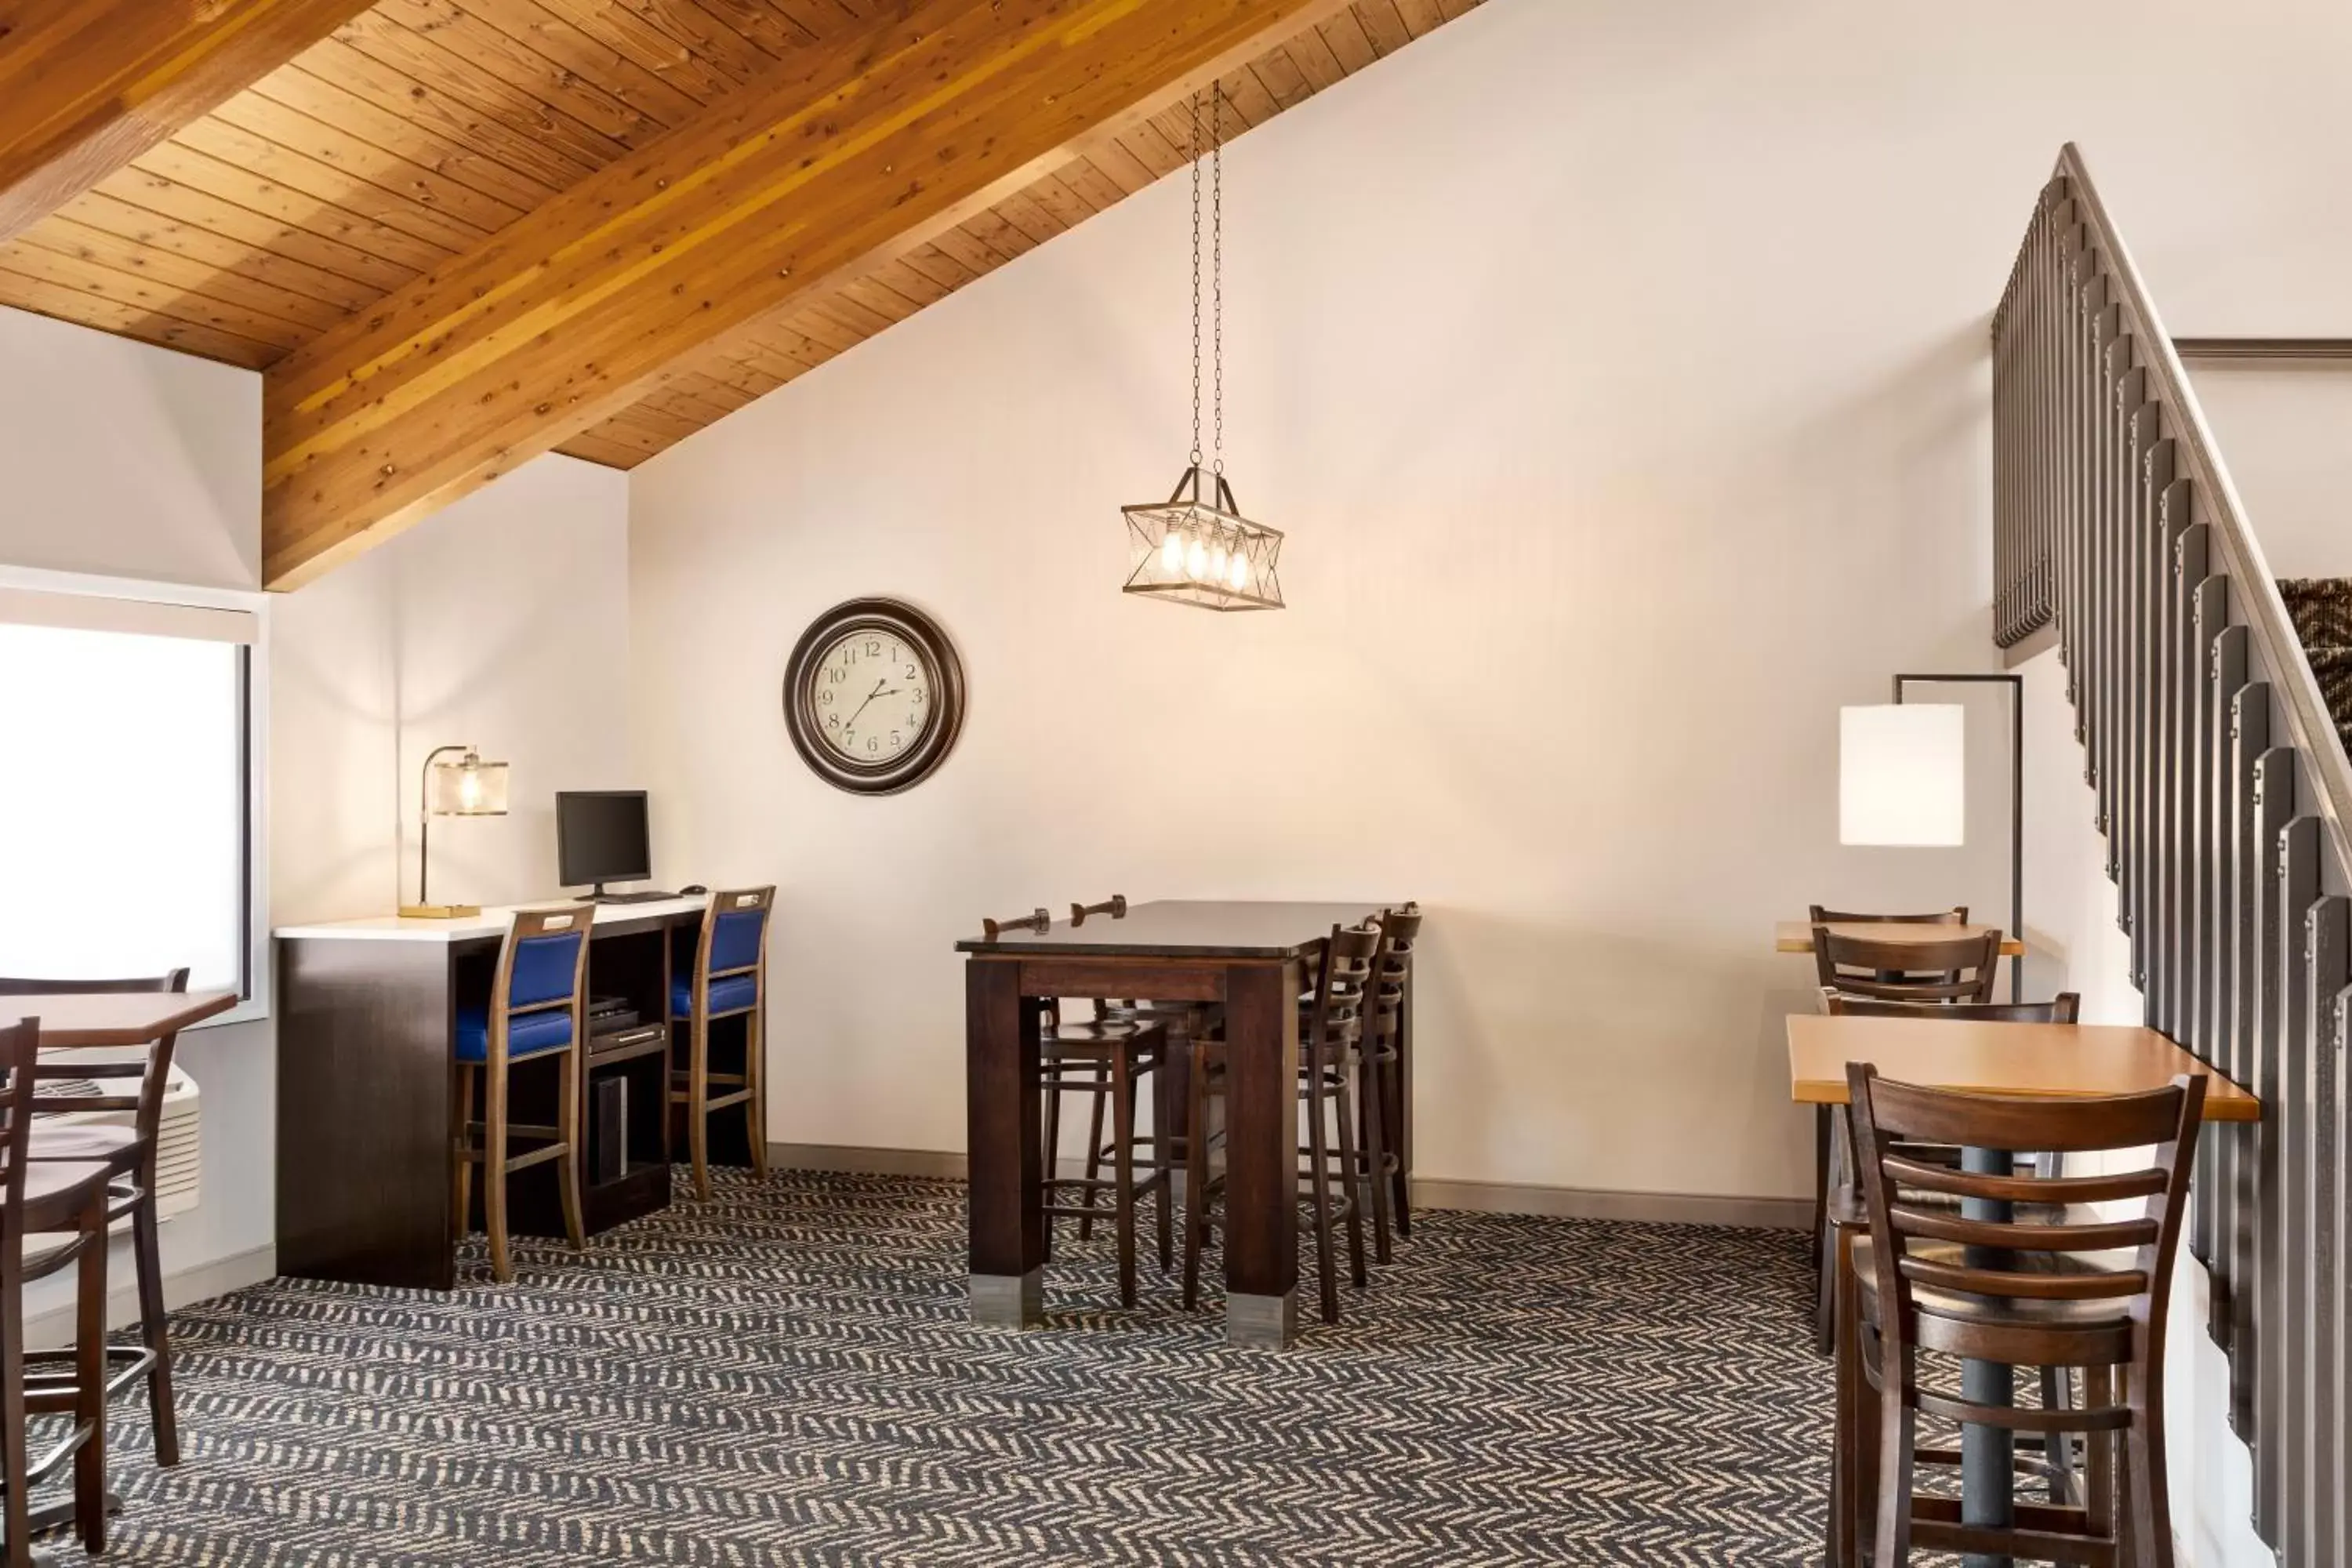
[958,899,1409,1348]
[1790,1013,2256,1566]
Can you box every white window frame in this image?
[0,564,270,1030]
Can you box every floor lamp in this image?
[1838,673,2024,1003]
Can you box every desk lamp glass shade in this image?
[1839,703,1965,847]
[400,745,510,919]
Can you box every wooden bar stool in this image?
[1806,924,2003,1350]
[1356,905,1419,1261]
[0,969,189,1466]
[1185,921,1377,1326]
[670,887,775,1202]
[0,1017,114,1567]
[452,906,591,1283]
[1037,1000,1173,1308]
[1837,1062,2203,1567]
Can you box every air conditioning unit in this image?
[38,1066,199,1225]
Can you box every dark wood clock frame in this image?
[782,597,966,796]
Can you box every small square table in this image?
[1775,921,2025,958]
[1789,1012,2256,1566]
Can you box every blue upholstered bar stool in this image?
[451,906,592,1283]
[670,887,774,1202]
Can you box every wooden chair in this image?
[1037,998,1174,1308]
[1811,926,2001,1004]
[1808,904,1969,928]
[1806,924,2003,1350]
[452,906,591,1283]
[670,887,774,1203]
[1185,921,1377,1325]
[1356,904,1420,1261]
[0,968,190,1466]
[1837,1062,2202,1567]
[0,1016,114,1566]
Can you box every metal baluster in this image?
[2274,809,2320,1567]
[2248,742,2295,1541]
[2302,891,2348,1568]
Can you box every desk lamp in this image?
[400,745,509,919]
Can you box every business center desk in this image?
[274,898,730,1289]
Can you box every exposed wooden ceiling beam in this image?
[0,0,376,244]
[259,0,1357,590]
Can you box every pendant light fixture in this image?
[1121,83,1285,612]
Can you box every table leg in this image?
[966,960,1043,1327]
[1221,960,1300,1347]
[1961,1144,2015,1568]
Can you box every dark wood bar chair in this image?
[1355,905,1420,1261]
[1819,990,2084,1535]
[670,887,775,1202]
[1836,1062,2202,1567]
[1806,925,2004,1352]
[0,968,191,1467]
[0,1016,115,1566]
[1185,921,1377,1325]
[452,906,591,1283]
[1036,999,1174,1307]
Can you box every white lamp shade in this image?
[1840,703,1965,847]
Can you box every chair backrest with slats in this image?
[0,967,191,1143]
[1367,906,1421,1050]
[492,906,592,1061]
[1813,926,2001,1003]
[1304,924,1380,1076]
[692,887,775,1016]
[1846,1063,2201,1376]
[1821,989,2078,1025]
[0,1018,36,1239]
[1808,905,1967,927]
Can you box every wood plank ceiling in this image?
[0,0,1482,476]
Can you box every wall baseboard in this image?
[768,1144,1808,1230]
[24,1243,278,1352]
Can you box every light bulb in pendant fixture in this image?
[1185,536,1208,579]
[1209,542,1229,581]
[1160,532,1183,573]
[1227,549,1250,590]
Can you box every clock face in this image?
[811,629,934,762]
[782,599,965,797]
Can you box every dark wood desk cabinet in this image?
[275,898,723,1289]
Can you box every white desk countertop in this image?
[274,896,710,943]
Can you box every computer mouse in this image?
[680,884,708,896]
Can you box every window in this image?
[0,588,256,999]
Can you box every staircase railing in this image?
[1993,141,2352,1566]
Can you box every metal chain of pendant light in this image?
[1120,81,1284,612]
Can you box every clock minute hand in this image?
[840,677,888,733]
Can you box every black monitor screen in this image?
[557,791,651,887]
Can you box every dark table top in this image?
[955,899,1402,960]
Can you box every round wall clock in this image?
[782,598,966,796]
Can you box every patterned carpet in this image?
[38,1172,1830,1566]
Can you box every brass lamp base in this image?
[398,902,481,920]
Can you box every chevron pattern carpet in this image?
[39,1172,1828,1566]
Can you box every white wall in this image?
[2188,364,2352,583]
[627,0,2352,1203]
[0,307,260,591]
[272,454,634,925]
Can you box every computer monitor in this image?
[557,790,652,896]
